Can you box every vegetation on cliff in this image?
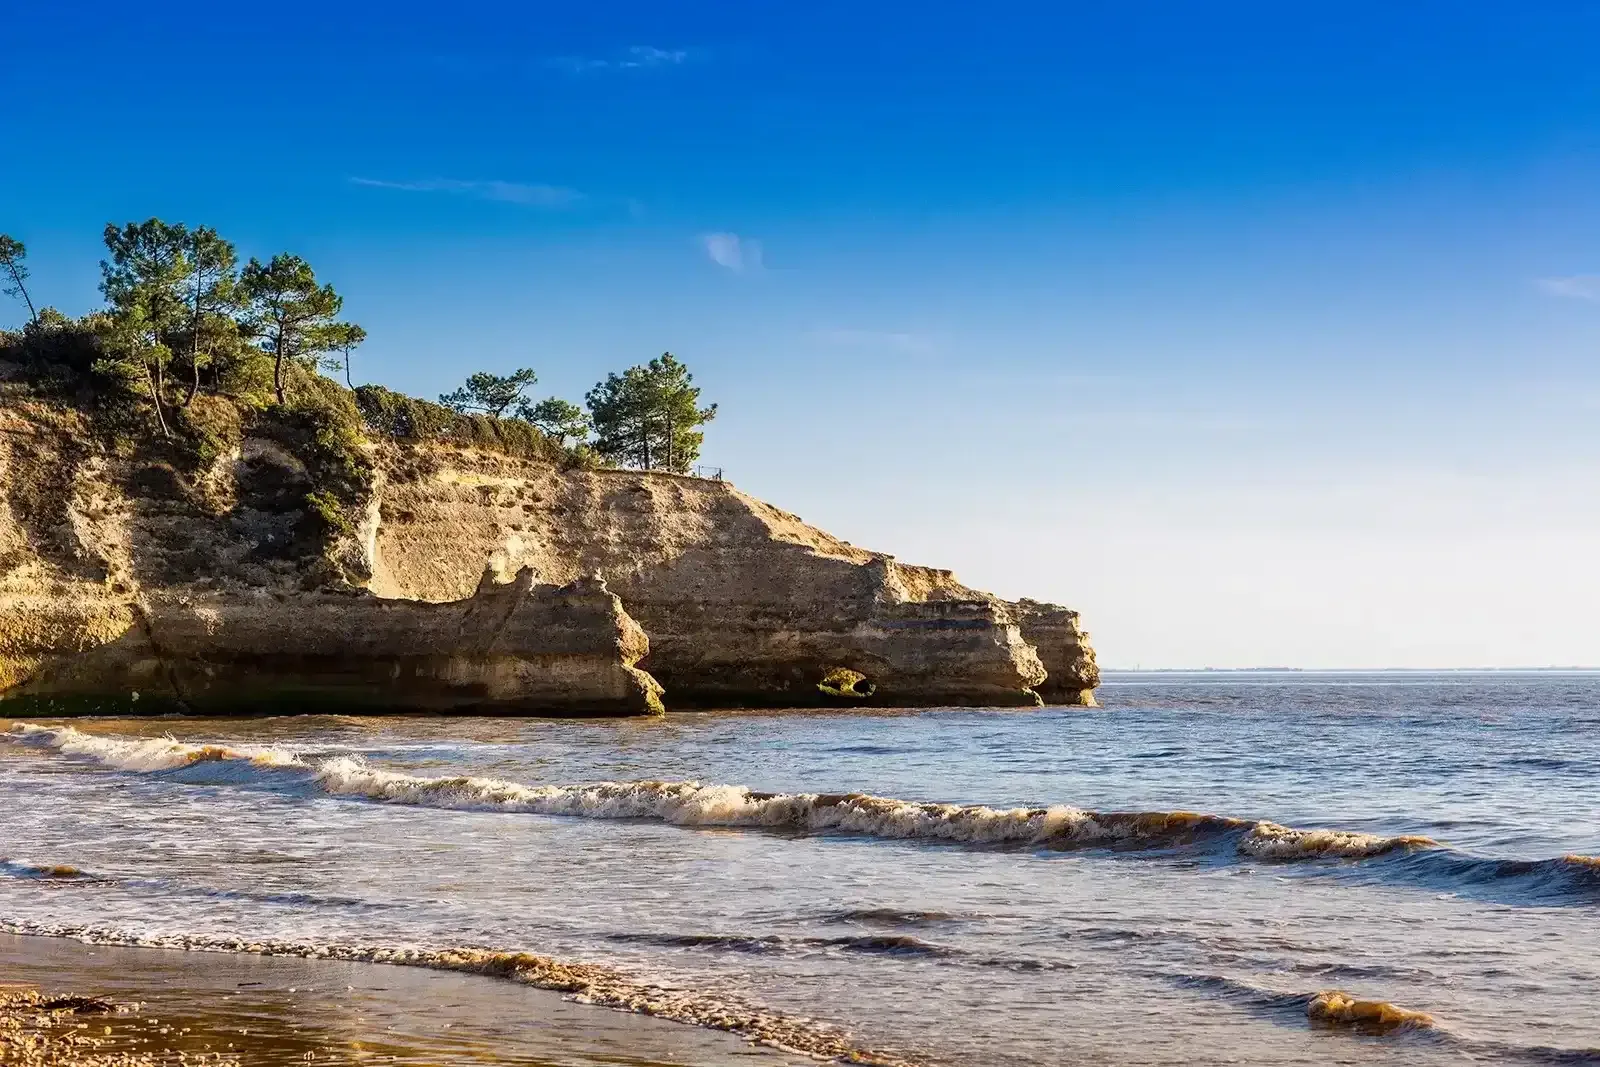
[0,223,724,560]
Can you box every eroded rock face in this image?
[368,446,1071,708]
[0,399,660,716]
[7,570,661,716]
[0,394,1099,713]
[1011,600,1101,707]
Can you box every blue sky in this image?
[6,2,1600,667]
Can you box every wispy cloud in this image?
[814,329,935,355]
[552,45,690,74]
[701,232,762,273]
[350,177,582,208]
[1536,275,1600,302]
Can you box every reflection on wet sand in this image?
[0,933,810,1067]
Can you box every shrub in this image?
[262,368,373,538]
[354,383,566,463]
[173,394,244,467]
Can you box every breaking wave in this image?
[0,917,922,1067]
[8,723,1598,903]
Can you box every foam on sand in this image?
[0,918,921,1067]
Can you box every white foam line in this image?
[5,723,1434,858]
[0,916,920,1066]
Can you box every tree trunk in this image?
[344,347,353,389]
[274,350,286,405]
[183,356,201,408]
[187,262,203,407]
[146,363,171,438]
[2,262,36,324]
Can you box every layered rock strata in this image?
[0,398,658,715]
[5,571,661,716]
[1011,600,1101,707]
[368,446,1072,707]
[0,392,1098,712]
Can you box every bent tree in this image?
[0,234,37,324]
[440,368,539,418]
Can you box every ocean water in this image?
[2,671,1597,1066]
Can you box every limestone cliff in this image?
[1011,600,1101,707]
[0,396,659,715]
[0,389,1099,713]
[365,445,1077,707]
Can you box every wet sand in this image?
[0,933,809,1066]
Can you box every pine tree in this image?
[519,396,591,446]
[586,353,716,472]
[100,219,193,435]
[177,227,240,406]
[0,234,38,324]
[238,254,353,405]
[439,368,538,417]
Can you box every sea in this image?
[2,671,1597,1066]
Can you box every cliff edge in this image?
[0,386,1098,713]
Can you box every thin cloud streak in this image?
[1536,275,1600,301]
[551,45,690,74]
[701,232,761,273]
[350,177,582,208]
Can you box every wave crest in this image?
[9,724,300,773]
[1242,822,1438,860]
[11,723,1593,907]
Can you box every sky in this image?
[4,2,1600,668]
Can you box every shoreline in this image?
[0,928,912,1067]
[0,931,824,1066]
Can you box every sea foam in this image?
[0,723,1460,864]
[0,916,920,1067]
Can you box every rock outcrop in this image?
[366,446,1072,707]
[1011,599,1101,707]
[0,389,1098,713]
[6,571,661,716]
[0,397,658,716]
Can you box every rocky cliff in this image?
[0,388,1098,714]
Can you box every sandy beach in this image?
[0,932,809,1066]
